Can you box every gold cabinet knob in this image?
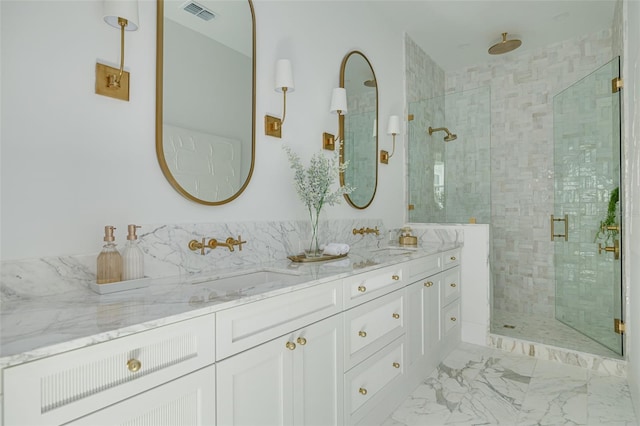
[297,337,307,346]
[392,275,400,281]
[358,331,367,338]
[359,387,368,395]
[127,358,142,373]
[392,362,400,369]
[358,285,367,293]
[450,283,457,288]
[450,317,457,322]
[450,256,457,261]
[392,313,400,319]
[286,341,296,350]
[424,281,433,287]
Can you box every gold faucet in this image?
[188,235,246,255]
[352,226,380,236]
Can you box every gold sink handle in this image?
[188,238,206,255]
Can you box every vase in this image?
[305,210,322,257]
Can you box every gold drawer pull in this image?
[393,362,400,369]
[450,283,457,288]
[450,317,457,322]
[359,387,368,395]
[358,285,367,293]
[358,331,367,338]
[424,281,433,287]
[286,341,296,350]
[127,359,142,373]
[392,275,400,281]
[296,337,307,346]
[392,313,400,319]
[450,256,457,261]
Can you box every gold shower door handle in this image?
[550,214,569,241]
[598,240,620,260]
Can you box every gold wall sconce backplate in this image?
[96,62,130,101]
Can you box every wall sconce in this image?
[323,88,348,150]
[380,115,400,164]
[265,59,295,138]
[95,0,139,102]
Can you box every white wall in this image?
[0,1,406,261]
[624,0,640,414]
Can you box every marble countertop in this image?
[0,242,460,369]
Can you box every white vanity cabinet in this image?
[2,314,216,426]
[66,366,216,425]
[216,313,344,426]
[405,248,461,386]
[406,271,441,379]
[440,251,462,359]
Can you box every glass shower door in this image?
[553,57,622,355]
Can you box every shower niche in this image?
[407,86,491,224]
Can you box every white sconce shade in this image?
[330,88,348,114]
[103,0,139,31]
[387,115,401,135]
[275,59,294,93]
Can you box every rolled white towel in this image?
[323,243,350,256]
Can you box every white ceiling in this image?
[370,0,617,72]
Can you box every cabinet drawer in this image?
[3,314,216,426]
[66,366,216,425]
[216,280,342,360]
[407,254,441,281]
[345,337,404,420]
[441,266,461,306]
[442,300,461,336]
[344,265,404,308]
[344,290,404,370]
[442,248,461,270]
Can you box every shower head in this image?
[428,126,457,142]
[488,32,522,55]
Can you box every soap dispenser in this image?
[122,224,144,281]
[97,226,123,284]
[398,227,418,246]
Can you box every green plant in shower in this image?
[594,186,619,244]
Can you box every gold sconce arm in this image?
[96,0,139,102]
[381,116,400,164]
[265,60,294,138]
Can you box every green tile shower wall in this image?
[407,28,614,320]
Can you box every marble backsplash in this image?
[1,219,463,301]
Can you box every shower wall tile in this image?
[447,29,614,317]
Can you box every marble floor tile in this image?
[384,343,637,426]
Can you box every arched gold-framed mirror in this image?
[156,0,256,205]
[339,51,378,209]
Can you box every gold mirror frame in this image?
[339,51,378,209]
[155,0,256,205]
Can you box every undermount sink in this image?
[190,270,302,290]
[371,247,416,257]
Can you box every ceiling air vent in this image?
[182,1,216,21]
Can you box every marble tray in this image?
[287,253,348,263]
